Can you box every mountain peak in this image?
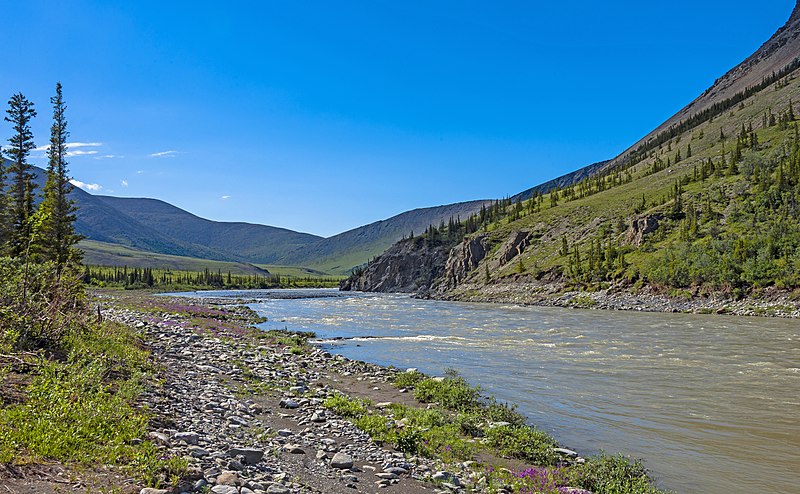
[791,1,800,23]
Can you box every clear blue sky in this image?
[1,1,795,237]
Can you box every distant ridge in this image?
[2,162,489,274]
[276,199,492,274]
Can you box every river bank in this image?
[429,281,800,318]
[86,290,666,494]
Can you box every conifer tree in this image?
[3,93,37,257]
[38,83,82,267]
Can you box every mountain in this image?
[83,195,490,274]
[18,164,231,261]
[344,2,800,302]
[7,161,489,274]
[585,3,800,183]
[91,195,322,264]
[276,200,493,274]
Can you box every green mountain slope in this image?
[22,165,239,262]
[344,2,800,302]
[79,239,270,275]
[14,163,489,274]
[93,196,322,264]
[277,200,492,274]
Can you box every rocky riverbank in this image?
[102,297,474,494]
[0,290,667,494]
[429,281,800,318]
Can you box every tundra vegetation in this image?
[355,78,800,300]
[0,85,188,487]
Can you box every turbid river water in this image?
[177,289,799,494]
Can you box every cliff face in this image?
[342,230,535,295]
[435,235,489,291]
[340,236,453,293]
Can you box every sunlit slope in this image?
[79,240,270,275]
[347,3,800,297]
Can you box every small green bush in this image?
[393,369,425,389]
[568,453,663,494]
[485,425,558,465]
[413,376,481,411]
[0,258,86,351]
[354,414,393,444]
[323,394,370,418]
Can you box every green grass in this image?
[80,239,269,275]
[0,320,187,488]
[0,259,188,488]
[323,393,371,418]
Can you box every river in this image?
[174,289,800,494]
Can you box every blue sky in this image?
[1,1,795,237]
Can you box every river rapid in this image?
[175,289,800,494]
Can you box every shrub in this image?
[0,258,86,351]
[393,369,424,389]
[413,376,481,411]
[485,425,558,465]
[354,414,393,444]
[567,453,663,494]
[323,394,370,418]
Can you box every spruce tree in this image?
[3,93,37,257]
[38,83,82,267]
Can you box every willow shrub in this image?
[0,257,86,351]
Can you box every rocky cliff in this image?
[340,236,454,293]
[343,230,537,295]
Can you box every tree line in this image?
[83,265,342,290]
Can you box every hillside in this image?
[276,200,492,274]
[79,239,270,275]
[344,2,800,306]
[93,195,322,264]
[604,1,800,174]
[10,163,489,274]
[19,165,239,262]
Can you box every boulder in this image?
[227,447,264,464]
[330,452,354,469]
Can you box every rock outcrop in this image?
[437,235,489,290]
[626,215,661,246]
[340,236,452,293]
[495,231,532,266]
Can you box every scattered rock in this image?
[283,444,305,454]
[266,484,290,494]
[279,398,300,409]
[330,452,354,469]
[215,471,240,486]
[147,431,171,447]
[188,445,210,458]
[226,447,264,464]
[174,431,199,445]
[211,486,238,494]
